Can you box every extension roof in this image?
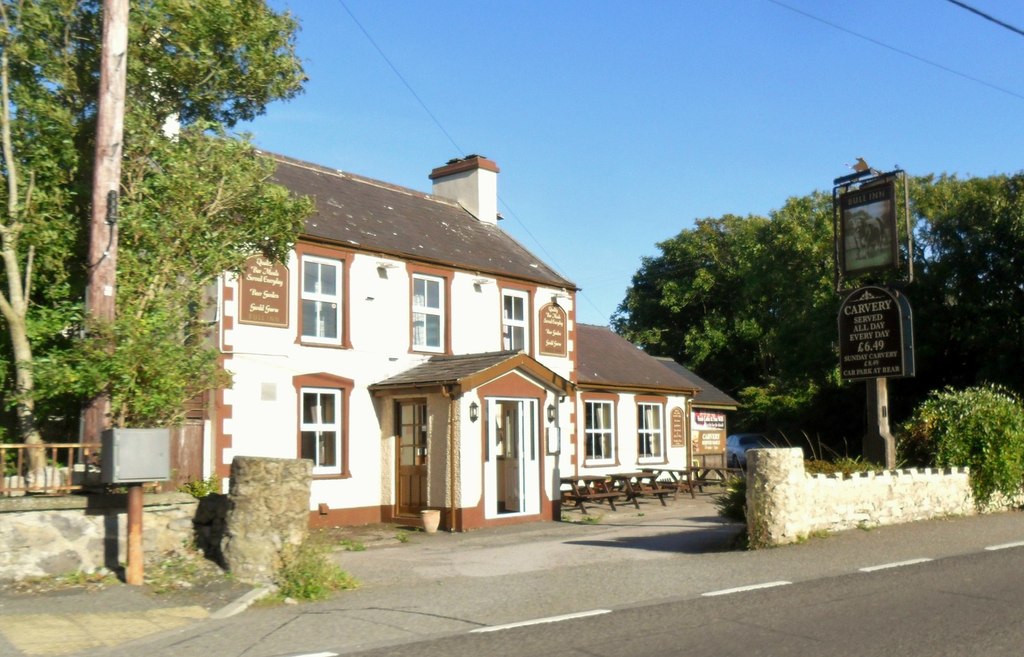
[655,357,739,408]
[266,153,576,290]
[576,324,700,395]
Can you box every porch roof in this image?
[369,351,574,397]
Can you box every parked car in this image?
[726,433,774,468]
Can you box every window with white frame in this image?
[502,290,528,352]
[412,274,444,352]
[584,400,615,463]
[300,388,342,475]
[301,256,341,344]
[637,402,665,461]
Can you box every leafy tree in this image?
[613,192,846,435]
[910,173,1024,396]
[1,0,308,442]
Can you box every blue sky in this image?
[240,1,1024,326]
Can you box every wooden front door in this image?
[396,400,428,516]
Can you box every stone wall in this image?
[0,492,198,583]
[746,447,986,548]
[220,456,311,585]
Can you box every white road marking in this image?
[290,653,338,657]
[470,609,612,633]
[859,558,932,572]
[702,581,792,597]
[985,541,1024,551]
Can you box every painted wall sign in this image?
[839,180,898,277]
[838,285,914,381]
[538,303,567,357]
[239,255,289,327]
[690,408,727,456]
[692,431,724,455]
[670,407,686,447]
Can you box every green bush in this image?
[275,541,357,601]
[178,474,220,498]
[805,456,880,477]
[714,476,747,523]
[902,385,1024,507]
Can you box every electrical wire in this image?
[336,0,611,321]
[767,0,1024,102]
[945,0,1024,39]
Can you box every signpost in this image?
[833,162,915,469]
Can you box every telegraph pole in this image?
[82,0,128,443]
[85,0,137,585]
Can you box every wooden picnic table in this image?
[640,467,696,499]
[560,474,621,514]
[689,465,744,491]
[608,471,676,508]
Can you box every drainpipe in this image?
[441,385,458,531]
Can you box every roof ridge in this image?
[260,149,462,210]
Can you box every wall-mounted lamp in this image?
[376,261,399,269]
[472,277,492,286]
[469,402,479,423]
[547,403,556,423]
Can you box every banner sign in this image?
[838,286,914,381]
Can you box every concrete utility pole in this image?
[82,0,128,443]
[85,0,139,585]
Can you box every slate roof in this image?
[266,153,576,289]
[576,324,700,394]
[370,351,573,396]
[655,357,739,408]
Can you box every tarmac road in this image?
[1,494,1022,657]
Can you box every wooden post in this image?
[125,483,144,585]
[863,377,896,469]
[82,0,129,443]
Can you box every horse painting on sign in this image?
[841,186,896,275]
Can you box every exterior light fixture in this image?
[547,403,556,423]
[469,402,479,423]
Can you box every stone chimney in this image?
[429,155,500,225]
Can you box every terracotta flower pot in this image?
[420,509,441,534]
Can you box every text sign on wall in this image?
[690,409,726,455]
[838,285,914,381]
[538,303,567,357]
[839,180,898,277]
[239,255,289,327]
[670,407,686,447]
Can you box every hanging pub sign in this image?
[838,285,914,381]
[538,302,567,357]
[838,179,898,277]
[238,255,289,327]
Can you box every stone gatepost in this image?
[746,447,806,548]
[221,456,312,584]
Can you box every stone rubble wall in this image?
[746,447,987,548]
[0,493,198,583]
[219,456,311,585]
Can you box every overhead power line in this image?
[945,0,1024,39]
[337,0,611,320]
[768,0,1024,102]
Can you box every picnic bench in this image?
[689,465,743,491]
[640,467,697,499]
[560,474,621,514]
[609,471,676,508]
